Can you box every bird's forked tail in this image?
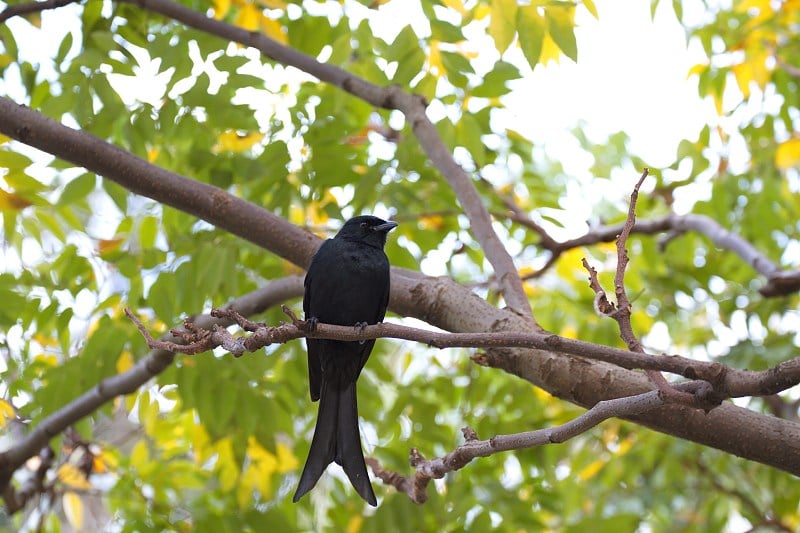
[293,381,376,506]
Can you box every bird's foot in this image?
[305,316,319,332]
[354,321,368,344]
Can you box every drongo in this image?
[293,215,397,506]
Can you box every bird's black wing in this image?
[357,253,391,375]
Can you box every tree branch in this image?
[0,0,76,24]
[370,390,666,504]
[581,171,696,406]
[123,306,799,402]
[503,205,798,297]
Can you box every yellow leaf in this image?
[116,350,134,374]
[23,12,41,28]
[615,434,636,456]
[215,437,240,492]
[258,0,287,8]
[686,62,708,78]
[93,448,119,474]
[237,466,260,508]
[234,3,260,31]
[555,247,586,278]
[213,0,231,18]
[582,0,598,19]
[712,89,724,116]
[347,515,364,533]
[86,318,101,339]
[214,130,264,153]
[0,399,14,429]
[441,0,468,17]
[260,16,287,45]
[57,464,92,490]
[307,191,336,225]
[0,189,32,211]
[428,40,444,76]
[559,324,577,339]
[0,133,10,144]
[596,241,616,254]
[34,353,59,366]
[98,237,124,257]
[473,3,490,20]
[147,147,160,163]
[33,333,58,348]
[577,458,605,481]
[63,492,84,530]
[776,138,800,171]
[419,214,445,230]
[489,0,518,54]
[538,32,563,65]
[275,442,299,473]
[192,422,212,465]
[130,440,150,470]
[738,0,773,26]
[523,281,536,297]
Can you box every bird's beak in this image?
[375,221,398,232]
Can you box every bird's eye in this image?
[360,222,368,229]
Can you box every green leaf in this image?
[148,271,178,323]
[489,0,518,54]
[456,113,485,167]
[0,149,32,170]
[58,173,96,205]
[440,51,474,88]
[393,47,426,87]
[546,5,578,62]
[413,73,438,101]
[518,5,546,69]
[471,60,520,97]
[385,25,418,63]
[139,215,159,250]
[431,19,464,43]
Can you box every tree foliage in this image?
[0,0,799,531]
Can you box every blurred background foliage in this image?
[0,0,799,530]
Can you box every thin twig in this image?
[581,171,696,406]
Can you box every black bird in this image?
[293,215,397,506]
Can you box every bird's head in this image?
[335,215,398,248]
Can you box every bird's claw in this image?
[306,316,319,333]
[354,322,368,344]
